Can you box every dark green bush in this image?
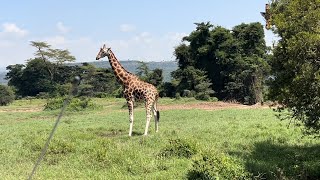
[0,85,15,106]
[187,151,251,180]
[44,96,101,111]
[94,92,109,98]
[159,138,198,158]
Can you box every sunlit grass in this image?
[0,98,319,179]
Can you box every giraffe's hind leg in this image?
[127,100,134,136]
[144,101,153,136]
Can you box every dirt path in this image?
[0,107,43,113]
[158,101,268,111]
[0,101,269,113]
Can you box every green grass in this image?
[0,98,319,179]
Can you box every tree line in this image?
[1,0,319,134]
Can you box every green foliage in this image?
[78,63,121,97]
[172,66,214,100]
[159,138,198,158]
[44,97,101,111]
[268,0,320,135]
[174,22,270,104]
[30,41,75,64]
[5,64,24,90]
[0,85,15,106]
[136,61,164,88]
[187,151,251,180]
[160,82,176,97]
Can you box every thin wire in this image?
[28,76,80,180]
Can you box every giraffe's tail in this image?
[154,99,160,122]
[156,110,160,122]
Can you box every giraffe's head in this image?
[96,44,111,60]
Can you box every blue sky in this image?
[0,0,276,68]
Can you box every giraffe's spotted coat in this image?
[96,44,160,136]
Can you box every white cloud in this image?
[44,35,67,46]
[56,22,70,33]
[1,23,28,37]
[120,24,136,32]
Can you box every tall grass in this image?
[0,98,319,179]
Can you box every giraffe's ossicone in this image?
[96,44,160,136]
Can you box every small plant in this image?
[159,138,198,158]
[0,85,15,106]
[187,150,251,180]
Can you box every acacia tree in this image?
[30,41,75,82]
[268,0,320,135]
[6,42,76,96]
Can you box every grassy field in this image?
[0,98,319,179]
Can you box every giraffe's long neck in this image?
[107,50,136,84]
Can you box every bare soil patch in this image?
[0,107,43,113]
[158,101,268,111]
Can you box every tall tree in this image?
[30,41,76,82]
[5,64,25,94]
[268,0,320,135]
[173,22,269,103]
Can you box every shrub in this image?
[0,85,15,106]
[36,92,50,99]
[54,83,72,96]
[94,92,109,98]
[44,96,101,111]
[159,138,198,158]
[187,150,251,180]
[175,92,181,100]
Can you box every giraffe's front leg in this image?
[127,100,134,136]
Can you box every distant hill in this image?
[70,60,178,82]
[0,61,178,84]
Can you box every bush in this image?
[159,138,198,158]
[44,96,101,111]
[54,83,72,96]
[0,85,15,106]
[36,92,50,99]
[94,92,109,98]
[187,150,251,180]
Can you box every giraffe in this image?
[95,44,160,136]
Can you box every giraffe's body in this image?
[96,44,159,136]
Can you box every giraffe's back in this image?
[124,80,158,102]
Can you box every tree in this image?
[0,85,15,106]
[30,41,76,82]
[136,61,164,88]
[20,58,54,96]
[147,68,163,88]
[136,61,150,80]
[6,42,78,97]
[268,0,320,135]
[5,64,24,95]
[172,66,214,100]
[173,22,269,103]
